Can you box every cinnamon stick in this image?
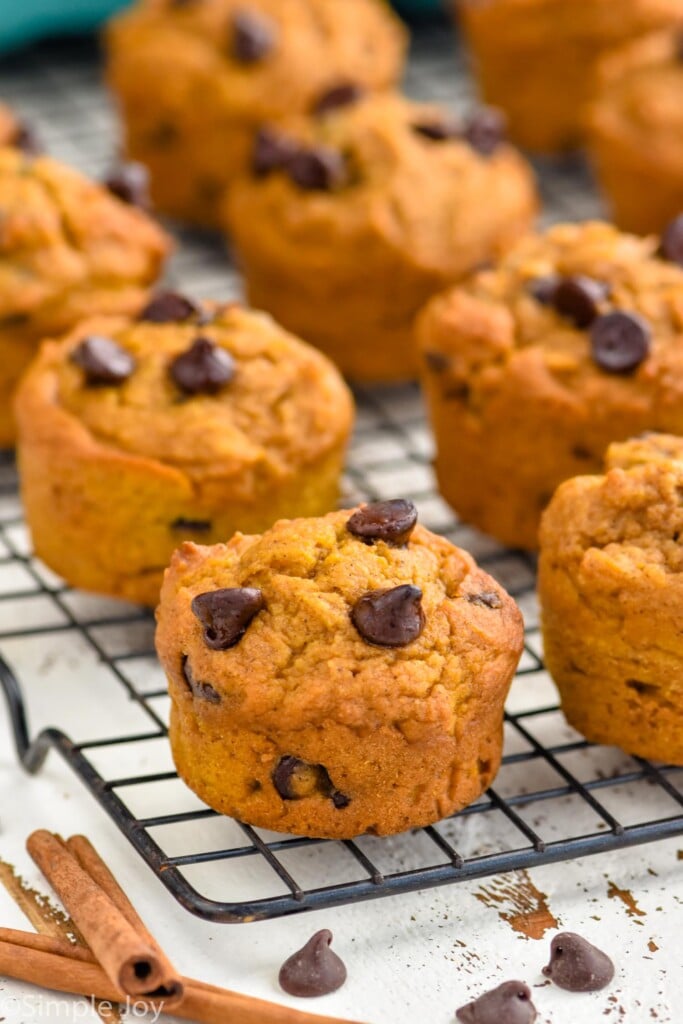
[26,830,183,1004]
[0,927,367,1024]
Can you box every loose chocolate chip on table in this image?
[411,118,460,141]
[314,82,365,116]
[463,107,507,156]
[543,932,614,992]
[659,214,683,265]
[351,584,425,647]
[170,336,235,395]
[252,126,297,176]
[347,499,418,546]
[528,274,559,305]
[170,517,212,532]
[466,591,502,609]
[456,981,537,1024]
[551,275,608,328]
[70,336,135,386]
[181,656,221,704]
[12,121,42,156]
[287,147,347,191]
[279,930,347,998]
[104,162,150,209]
[191,587,264,650]
[589,311,651,373]
[139,290,201,323]
[231,9,277,63]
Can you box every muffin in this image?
[456,0,683,153]
[15,297,353,606]
[105,0,407,226]
[0,147,170,447]
[156,502,524,838]
[539,433,683,764]
[225,92,537,382]
[588,31,683,233]
[417,220,683,550]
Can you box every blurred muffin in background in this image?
[0,102,41,153]
[588,30,683,232]
[105,0,408,226]
[0,146,171,446]
[224,92,537,382]
[456,0,683,153]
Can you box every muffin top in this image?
[419,220,683,411]
[589,31,683,164]
[540,433,683,575]
[226,92,536,277]
[157,503,524,732]
[0,147,170,326]
[20,299,353,490]
[458,0,683,44]
[107,0,407,118]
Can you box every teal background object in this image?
[0,0,442,55]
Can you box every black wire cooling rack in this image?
[1,383,683,924]
[0,30,682,926]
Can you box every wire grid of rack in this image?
[0,24,682,924]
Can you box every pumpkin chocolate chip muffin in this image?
[105,0,407,226]
[417,220,683,550]
[156,501,524,838]
[225,92,537,382]
[456,0,683,153]
[539,433,683,764]
[0,146,170,447]
[588,31,683,233]
[15,296,353,606]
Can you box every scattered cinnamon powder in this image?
[0,858,121,1023]
[474,869,558,939]
[647,940,659,953]
[606,880,647,921]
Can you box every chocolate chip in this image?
[590,311,651,373]
[279,930,347,998]
[252,126,297,176]
[191,587,264,650]
[231,9,277,63]
[456,981,537,1024]
[659,214,683,265]
[424,350,451,372]
[272,756,350,807]
[466,591,502,609]
[543,932,614,992]
[170,517,212,532]
[528,274,559,305]
[552,275,608,328]
[139,290,201,324]
[351,585,425,647]
[347,499,418,546]
[287,147,347,191]
[104,162,150,209]
[70,336,135,386]
[170,337,235,395]
[463,107,506,156]
[411,118,460,141]
[181,656,221,704]
[12,121,42,156]
[314,83,365,116]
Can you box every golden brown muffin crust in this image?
[156,509,524,837]
[106,0,407,224]
[538,434,683,762]
[418,221,683,549]
[226,92,537,381]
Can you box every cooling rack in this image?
[0,25,682,924]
